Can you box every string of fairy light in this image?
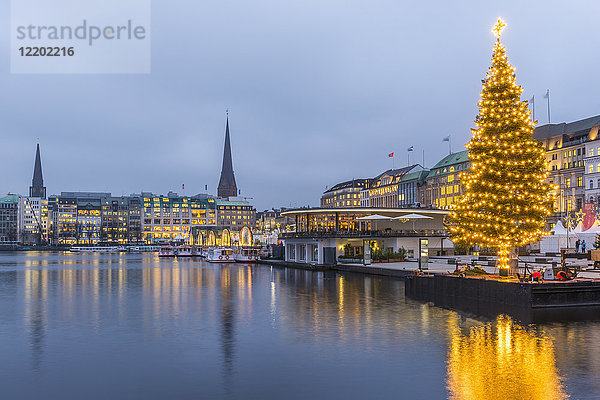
[447,18,555,270]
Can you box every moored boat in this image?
[234,246,260,263]
[70,246,122,253]
[206,247,234,263]
[159,246,176,257]
[177,245,194,257]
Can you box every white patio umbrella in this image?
[357,214,391,231]
[357,214,392,220]
[393,213,433,230]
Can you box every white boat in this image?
[70,246,122,253]
[177,245,194,257]
[235,246,260,263]
[159,246,176,257]
[128,245,159,253]
[206,247,234,263]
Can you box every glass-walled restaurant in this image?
[287,208,448,236]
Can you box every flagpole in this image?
[531,95,535,122]
[546,89,551,124]
[548,93,550,124]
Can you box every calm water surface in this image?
[1,252,599,399]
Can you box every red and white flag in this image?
[388,152,394,158]
[182,184,185,190]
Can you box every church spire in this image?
[217,115,238,199]
[29,141,46,199]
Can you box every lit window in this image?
[590,165,594,173]
[578,177,583,187]
[591,149,595,156]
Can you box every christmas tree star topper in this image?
[492,18,506,38]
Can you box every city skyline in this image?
[2,2,600,210]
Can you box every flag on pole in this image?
[442,136,450,142]
[182,184,185,190]
[407,146,414,152]
[388,152,394,157]
[529,95,535,103]
[544,89,549,99]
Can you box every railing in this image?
[280,229,447,239]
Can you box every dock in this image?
[405,274,600,323]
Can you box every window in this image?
[441,187,445,195]
[287,244,296,260]
[578,177,583,187]
[448,175,455,183]
[590,165,594,174]
[310,244,318,262]
[591,149,595,157]
[566,178,571,187]
[590,180,594,189]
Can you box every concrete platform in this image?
[405,274,600,324]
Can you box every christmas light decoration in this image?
[447,18,555,272]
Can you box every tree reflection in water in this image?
[447,315,567,400]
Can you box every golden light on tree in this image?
[446,18,555,272]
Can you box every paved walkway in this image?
[342,254,600,279]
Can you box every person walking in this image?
[576,239,581,253]
[582,240,587,254]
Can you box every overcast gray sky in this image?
[2,0,600,210]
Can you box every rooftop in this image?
[533,114,600,140]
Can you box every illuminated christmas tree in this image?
[447,18,554,274]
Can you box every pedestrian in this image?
[582,240,587,254]
[576,239,581,253]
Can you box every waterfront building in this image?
[29,141,46,199]
[101,197,129,244]
[423,150,469,209]
[217,117,238,199]
[216,197,256,229]
[361,165,426,208]
[51,192,109,245]
[280,207,450,264]
[0,194,19,244]
[534,115,600,217]
[584,140,600,204]
[18,196,49,245]
[141,192,217,244]
[128,196,142,243]
[321,179,371,208]
[398,170,429,208]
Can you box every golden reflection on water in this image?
[447,315,568,400]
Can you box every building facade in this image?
[321,179,370,208]
[398,170,429,208]
[424,150,469,209]
[0,194,19,244]
[216,198,256,229]
[534,115,600,218]
[18,196,49,245]
[141,193,217,244]
[361,165,425,208]
[584,141,600,204]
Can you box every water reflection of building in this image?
[446,315,567,400]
